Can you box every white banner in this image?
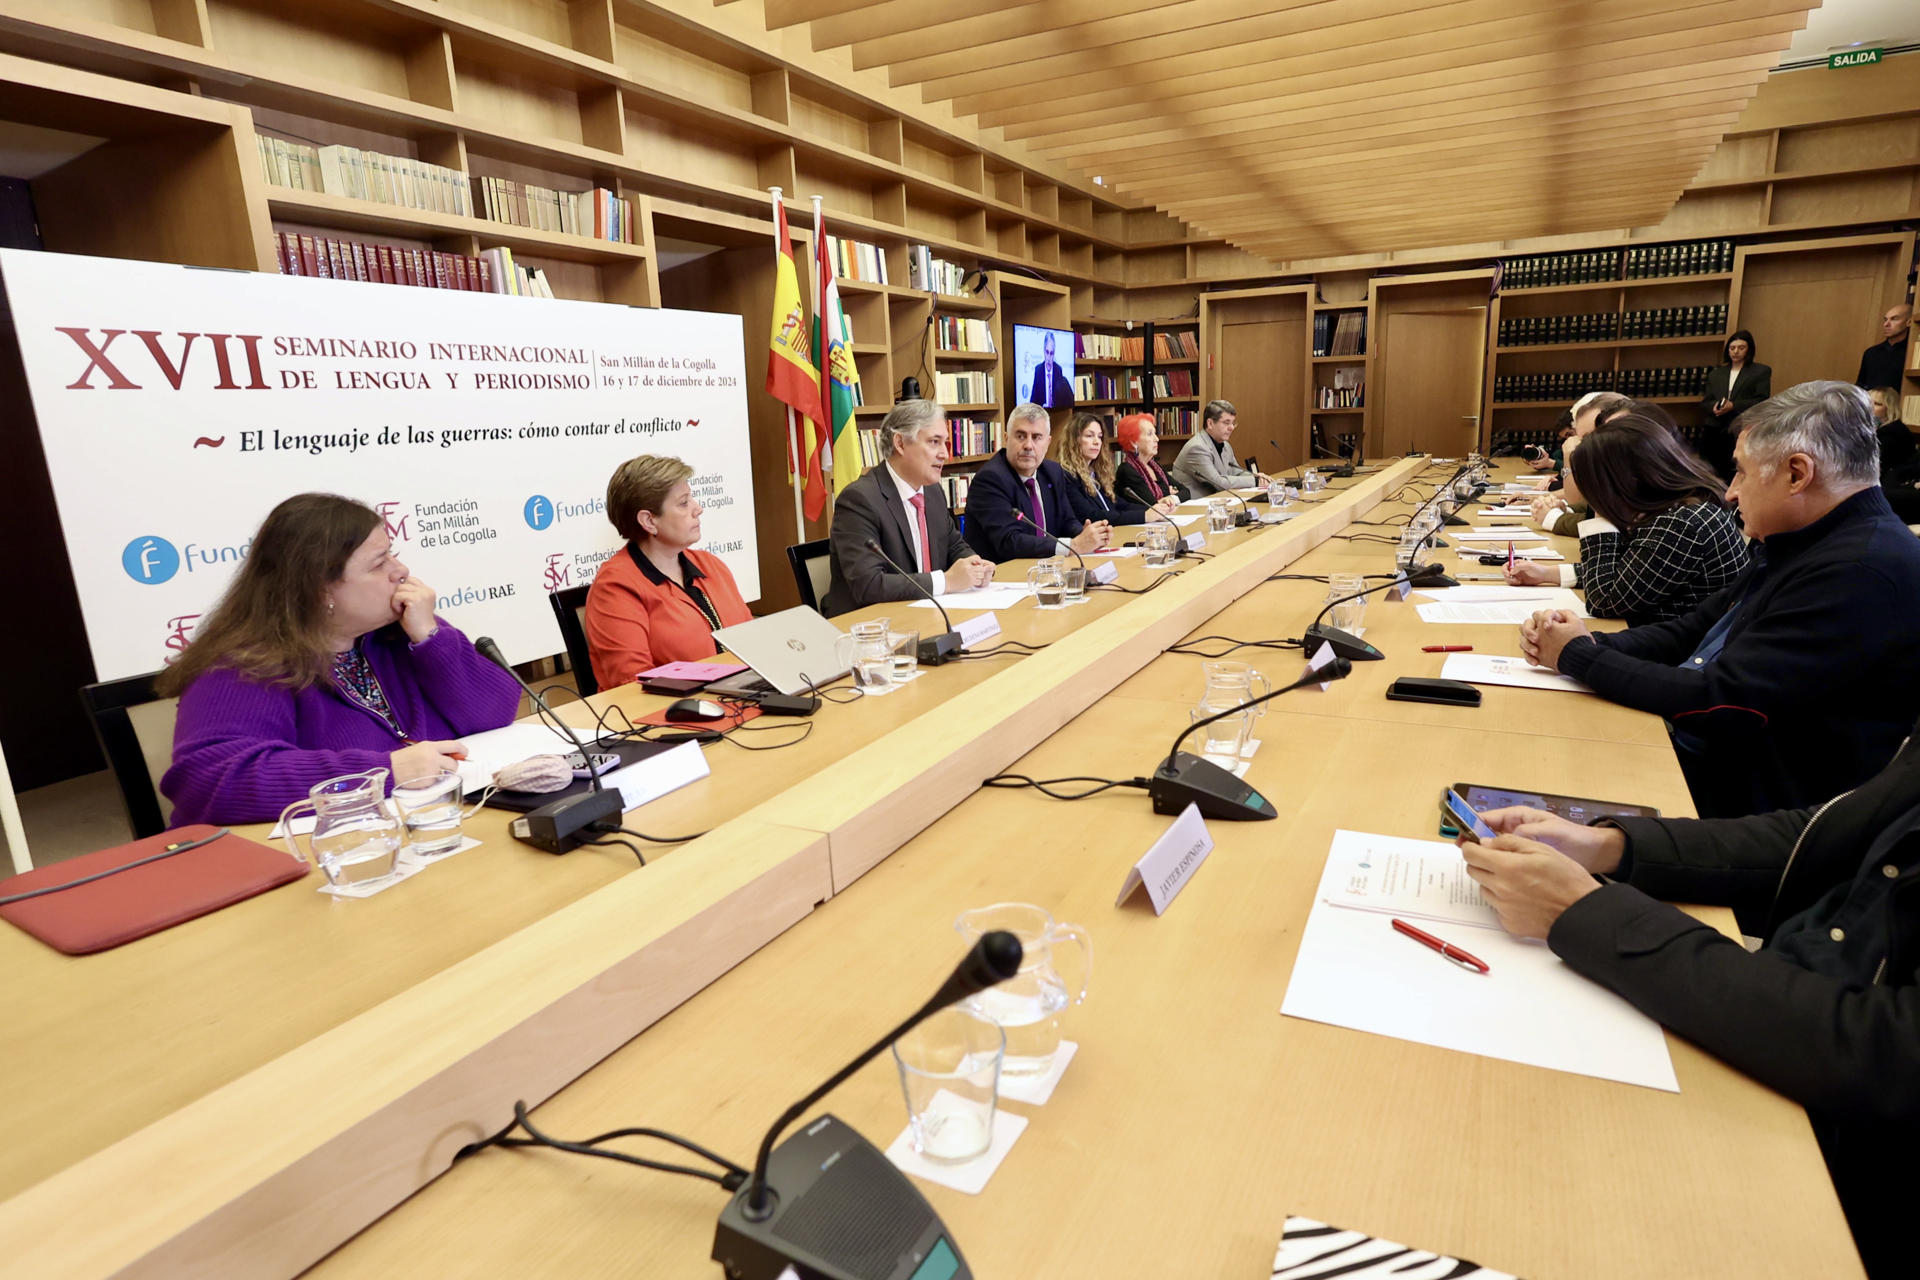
[1,248,755,682]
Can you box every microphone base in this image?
[918,631,963,666]
[1442,513,1470,526]
[1407,565,1459,587]
[1149,751,1278,821]
[1302,623,1384,663]
[1233,511,1253,527]
[1315,464,1355,479]
[506,787,626,854]
[714,1114,972,1280]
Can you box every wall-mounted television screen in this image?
[1013,323,1076,411]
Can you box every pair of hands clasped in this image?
[1458,806,1622,938]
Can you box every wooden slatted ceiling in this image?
[753,0,1815,261]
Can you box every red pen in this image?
[1422,644,1472,652]
[1391,918,1490,974]
[1506,540,1515,573]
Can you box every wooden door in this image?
[1376,301,1488,456]
[1735,244,1907,392]
[1204,291,1307,470]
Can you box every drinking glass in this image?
[835,618,893,689]
[392,770,464,857]
[887,629,920,682]
[1027,559,1066,608]
[1267,480,1294,508]
[954,903,1091,1078]
[1207,497,1235,533]
[1301,470,1326,492]
[891,1008,1004,1163]
[1189,702,1252,768]
[1143,523,1175,567]
[1060,565,1088,604]
[1325,572,1369,632]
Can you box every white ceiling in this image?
[1784,0,1920,62]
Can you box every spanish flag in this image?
[767,189,827,519]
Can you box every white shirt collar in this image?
[883,461,923,502]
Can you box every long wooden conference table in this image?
[0,457,1862,1278]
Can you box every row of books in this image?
[1152,407,1197,434]
[941,473,974,513]
[1314,369,1364,409]
[908,246,970,296]
[1500,304,1730,346]
[935,371,996,404]
[1314,312,1367,356]
[1904,395,1920,424]
[256,137,471,217]
[1073,372,1122,401]
[1150,330,1200,360]
[1493,367,1713,402]
[275,231,496,292]
[1070,330,1199,363]
[1076,332,1124,360]
[1129,369,1196,398]
[945,417,1001,458]
[827,235,889,284]
[1504,250,1621,290]
[933,316,994,353]
[1626,241,1735,279]
[471,177,635,243]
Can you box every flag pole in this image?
[771,187,805,541]
[811,194,833,482]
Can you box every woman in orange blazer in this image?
[584,455,752,689]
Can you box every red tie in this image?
[908,491,932,572]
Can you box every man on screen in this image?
[1027,331,1073,409]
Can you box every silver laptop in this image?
[709,606,851,696]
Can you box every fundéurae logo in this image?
[523,494,606,531]
[524,495,555,530]
[120,535,251,584]
[122,535,181,585]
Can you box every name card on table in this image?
[1090,560,1120,585]
[956,612,1002,649]
[1387,575,1414,602]
[1116,802,1215,915]
[1303,640,1340,691]
[1182,532,1206,552]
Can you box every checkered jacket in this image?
[1576,500,1750,625]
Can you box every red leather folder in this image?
[0,825,310,955]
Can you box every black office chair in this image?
[79,671,179,839]
[787,539,833,613]
[547,584,597,697]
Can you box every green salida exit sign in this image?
[1829,47,1883,69]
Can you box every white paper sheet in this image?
[454,721,602,794]
[908,583,1033,611]
[1440,652,1593,694]
[1479,505,1534,518]
[1414,587,1567,604]
[1450,525,1551,542]
[1282,831,1679,1091]
[1416,600,1586,625]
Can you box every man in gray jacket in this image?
[1169,399,1269,496]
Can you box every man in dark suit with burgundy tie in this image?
[965,403,1111,563]
[1027,331,1074,410]
[821,399,994,616]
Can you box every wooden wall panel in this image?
[204,1,415,100]
[1735,242,1909,391]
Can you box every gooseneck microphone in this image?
[476,635,601,793]
[714,931,1025,1279]
[1299,563,1452,662]
[477,635,627,853]
[862,538,962,665]
[1404,463,1470,579]
[1144,504,1192,558]
[1013,506,1092,574]
[1148,660,1354,821]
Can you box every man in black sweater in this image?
[1856,301,1910,390]
[1460,733,1920,1279]
[1522,382,1920,818]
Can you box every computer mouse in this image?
[665,698,727,722]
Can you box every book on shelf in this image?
[907,246,971,297]
[1076,332,1123,360]
[1120,334,1146,361]
[934,370,996,404]
[1904,395,1920,424]
[1126,368,1196,399]
[1153,406,1196,434]
[1151,330,1199,359]
[471,177,635,243]
[933,315,995,353]
[1493,366,1711,403]
[1315,368,1365,408]
[946,417,999,458]
[1314,311,1368,357]
[275,231,513,294]
[942,472,973,512]
[255,136,471,217]
[1073,372,1120,401]
[826,235,889,285]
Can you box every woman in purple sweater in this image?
[158,494,523,825]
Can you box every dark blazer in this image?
[1697,361,1771,428]
[964,452,1085,562]
[1115,453,1189,506]
[820,463,974,616]
[1027,361,1073,409]
[1547,725,1920,1277]
[1878,420,1916,477]
[1556,487,1920,819]
[1060,472,1152,527]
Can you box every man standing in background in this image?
[1857,301,1911,390]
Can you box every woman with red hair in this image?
[1113,413,1190,509]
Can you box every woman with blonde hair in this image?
[1049,411,1178,526]
[585,454,752,689]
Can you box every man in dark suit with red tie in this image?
[965,403,1111,563]
[821,399,994,616]
[1027,331,1074,410]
